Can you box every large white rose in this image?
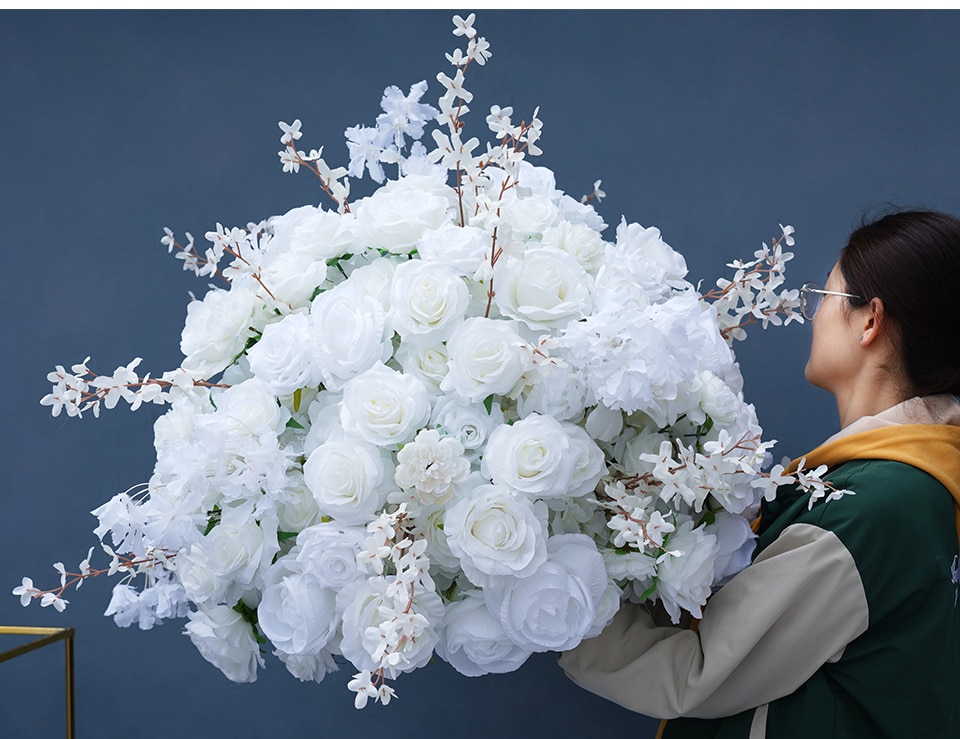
[294,522,368,591]
[342,256,396,309]
[494,247,592,330]
[309,280,392,391]
[395,342,451,394]
[541,220,606,275]
[498,194,560,240]
[180,288,261,380]
[440,317,528,402]
[338,578,444,673]
[562,422,608,497]
[431,395,504,462]
[247,312,316,397]
[212,377,285,438]
[492,533,608,652]
[258,250,329,309]
[444,484,548,588]
[613,218,689,294]
[387,259,469,344]
[656,519,720,623]
[708,511,757,586]
[267,204,357,261]
[340,362,431,447]
[481,413,577,499]
[355,174,454,254]
[302,438,390,526]
[184,604,265,683]
[204,511,279,594]
[417,222,489,276]
[436,589,532,677]
[257,558,338,656]
[176,543,227,606]
[277,649,338,684]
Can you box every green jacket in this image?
[560,406,960,738]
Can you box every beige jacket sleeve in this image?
[558,523,869,719]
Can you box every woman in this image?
[559,209,960,738]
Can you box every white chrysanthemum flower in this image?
[394,428,470,505]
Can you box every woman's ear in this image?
[858,298,886,346]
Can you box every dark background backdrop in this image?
[3,10,960,738]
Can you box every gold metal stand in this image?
[0,626,75,738]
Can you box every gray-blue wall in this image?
[3,10,959,738]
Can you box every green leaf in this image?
[285,417,305,430]
[277,531,299,542]
[232,600,267,645]
[639,580,659,602]
[203,506,222,535]
[483,394,494,414]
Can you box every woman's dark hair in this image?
[838,208,960,396]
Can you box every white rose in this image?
[184,604,265,683]
[491,534,608,652]
[387,259,469,344]
[213,377,285,438]
[176,544,227,605]
[541,220,606,274]
[268,205,357,261]
[340,362,431,447]
[431,395,504,462]
[708,511,757,586]
[513,162,558,198]
[562,422,607,497]
[180,288,261,379]
[656,519,720,623]
[302,438,390,526]
[583,581,624,640]
[415,504,462,574]
[344,257,396,310]
[247,312,316,397]
[444,484,548,588]
[277,649,338,683]
[258,250,328,309]
[697,370,752,433]
[556,192,607,232]
[494,247,592,330]
[613,424,671,476]
[309,279,392,391]
[294,522,367,590]
[272,471,321,533]
[205,511,279,593]
[153,392,206,450]
[301,390,343,456]
[618,219,688,285]
[395,342,451,393]
[257,558,338,656]
[436,589,532,677]
[584,403,624,443]
[355,174,454,254]
[417,222,489,276]
[441,317,528,402]
[481,413,577,499]
[338,578,444,673]
[499,194,560,240]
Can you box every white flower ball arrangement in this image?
[19,13,830,707]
